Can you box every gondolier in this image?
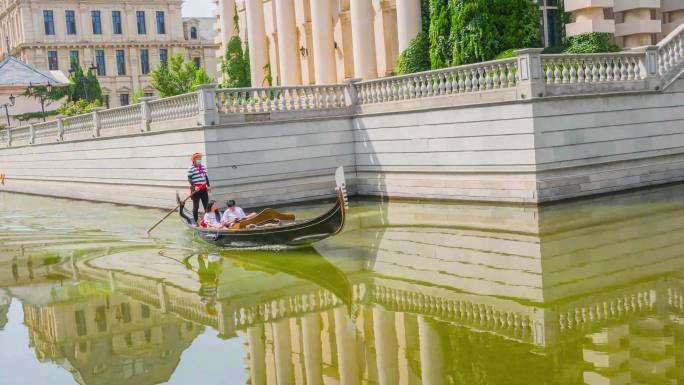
[188,152,211,223]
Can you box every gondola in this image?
[178,166,348,248]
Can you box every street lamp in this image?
[27,82,53,122]
[1,94,16,126]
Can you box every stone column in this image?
[418,316,444,385]
[373,307,399,385]
[247,325,267,385]
[350,0,378,80]
[310,0,337,84]
[218,0,237,51]
[301,314,323,385]
[273,319,293,385]
[396,0,421,52]
[275,0,302,85]
[334,307,360,385]
[245,0,270,86]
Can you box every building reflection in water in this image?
[1,184,684,385]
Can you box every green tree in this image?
[64,59,103,103]
[429,0,453,69]
[150,54,213,97]
[220,7,251,88]
[396,32,431,74]
[130,89,147,104]
[56,99,103,116]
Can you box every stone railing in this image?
[216,84,349,113]
[150,92,200,123]
[541,52,646,84]
[355,58,519,105]
[3,24,684,149]
[100,104,143,134]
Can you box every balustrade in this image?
[99,104,143,133]
[32,121,59,144]
[542,53,645,84]
[62,114,94,138]
[355,58,519,105]
[216,85,348,113]
[657,24,684,80]
[9,126,30,146]
[150,92,200,122]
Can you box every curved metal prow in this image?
[335,166,349,209]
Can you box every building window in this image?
[141,304,150,319]
[193,57,201,69]
[69,50,79,69]
[95,50,106,76]
[119,93,129,106]
[112,11,122,35]
[136,11,146,34]
[104,95,110,108]
[75,310,87,336]
[140,49,150,75]
[190,27,198,39]
[116,50,126,75]
[47,50,58,70]
[65,10,77,35]
[95,306,107,332]
[159,48,168,65]
[92,10,102,35]
[156,11,166,34]
[43,10,55,36]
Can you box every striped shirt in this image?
[187,164,210,186]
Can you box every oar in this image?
[146,189,197,235]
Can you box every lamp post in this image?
[1,94,15,126]
[27,82,53,122]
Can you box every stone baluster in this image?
[515,48,544,99]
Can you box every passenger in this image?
[202,200,224,229]
[187,152,211,224]
[221,199,256,226]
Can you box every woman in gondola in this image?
[202,200,224,229]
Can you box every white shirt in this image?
[203,212,222,227]
[222,207,246,223]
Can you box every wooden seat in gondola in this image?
[178,166,348,247]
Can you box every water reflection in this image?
[1,184,684,384]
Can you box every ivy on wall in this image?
[399,0,541,73]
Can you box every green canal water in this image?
[2,184,684,385]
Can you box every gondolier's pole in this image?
[146,189,199,235]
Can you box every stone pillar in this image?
[245,0,270,86]
[91,107,105,137]
[275,0,302,85]
[301,314,323,385]
[273,319,293,385]
[139,96,155,132]
[218,0,237,51]
[310,0,337,84]
[514,48,545,100]
[418,316,444,385]
[157,282,169,314]
[373,307,399,385]
[195,84,219,126]
[334,307,360,385]
[247,325,268,385]
[350,0,378,80]
[396,0,421,52]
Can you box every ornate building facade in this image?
[214,0,684,87]
[0,0,220,108]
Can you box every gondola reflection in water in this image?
[178,166,349,248]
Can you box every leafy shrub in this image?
[56,99,102,116]
[397,32,431,74]
[494,48,516,59]
[563,33,620,54]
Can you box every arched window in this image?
[190,26,197,39]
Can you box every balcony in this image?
[613,0,660,13]
[615,19,662,36]
[564,0,613,13]
[566,18,616,36]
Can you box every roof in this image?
[0,56,60,87]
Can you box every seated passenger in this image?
[221,199,256,226]
[203,200,224,229]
